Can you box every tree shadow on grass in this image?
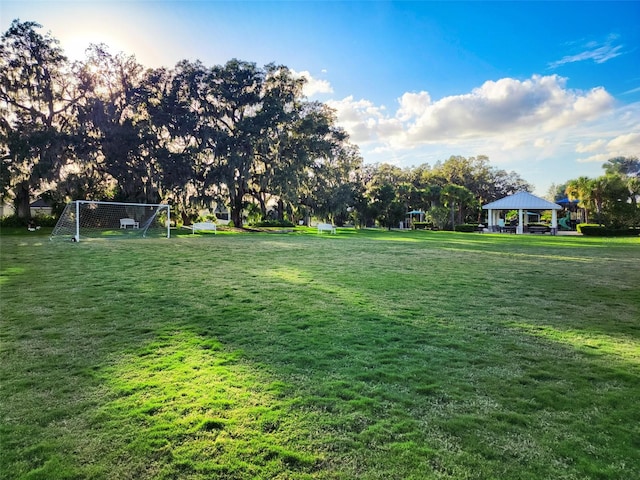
[1,234,638,479]
[171,256,639,479]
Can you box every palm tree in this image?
[441,184,475,227]
[602,156,640,177]
[625,176,640,207]
[590,176,611,225]
[566,176,594,224]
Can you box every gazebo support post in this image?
[517,209,524,234]
[551,210,558,235]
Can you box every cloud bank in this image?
[577,130,640,164]
[327,75,615,149]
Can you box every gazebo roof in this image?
[482,191,562,210]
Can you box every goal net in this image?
[50,201,171,242]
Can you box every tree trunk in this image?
[258,195,267,219]
[450,203,455,229]
[181,210,191,226]
[14,182,31,219]
[230,201,242,227]
[277,199,284,221]
[230,184,246,228]
[595,201,603,225]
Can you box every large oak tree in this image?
[1,20,82,218]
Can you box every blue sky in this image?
[2,1,639,196]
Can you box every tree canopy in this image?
[1,20,362,227]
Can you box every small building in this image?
[0,199,53,218]
[0,201,15,217]
[482,191,563,234]
[30,198,53,216]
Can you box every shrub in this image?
[195,213,217,223]
[413,221,434,230]
[426,206,449,230]
[33,214,58,227]
[251,219,295,228]
[576,223,599,234]
[578,224,640,236]
[1,215,27,227]
[0,214,57,228]
[454,224,477,233]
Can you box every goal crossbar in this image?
[73,200,169,208]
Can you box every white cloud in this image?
[576,139,606,153]
[396,91,431,121]
[549,34,624,68]
[576,131,640,163]
[607,132,640,150]
[326,96,403,143]
[576,153,612,164]
[534,138,551,149]
[290,70,333,97]
[405,75,615,142]
[329,75,615,149]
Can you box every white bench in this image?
[317,223,336,234]
[192,221,216,234]
[120,218,139,229]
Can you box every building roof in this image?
[482,191,562,210]
[555,197,580,205]
[30,198,51,208]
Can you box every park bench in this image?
[192,221,217,234]
[527,225,548,234]
[317,223,336,234]
[120,218,139,229]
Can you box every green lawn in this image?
[1,229,639,479]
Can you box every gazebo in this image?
[406,209,425,227]
[482,191,563,234]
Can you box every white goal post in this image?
[50,200,171,242]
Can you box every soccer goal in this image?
[50,201,171,242]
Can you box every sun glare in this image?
[61,31,131,62]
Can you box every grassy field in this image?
[1,228,639,479]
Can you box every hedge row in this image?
[0,214,58,228]
[250,219,295,228]
[578,224,640,236]
[454,224,478,233]
[413,222,437,230]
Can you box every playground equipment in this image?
[558,212,571,230]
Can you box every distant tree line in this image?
[9,20,633,230]
[349,156,531,229]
